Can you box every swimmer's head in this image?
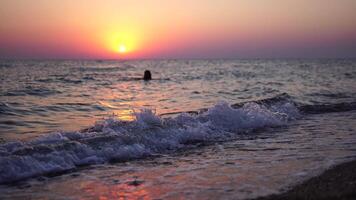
[143,70,152,81]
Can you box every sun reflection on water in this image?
[81,180,152,200]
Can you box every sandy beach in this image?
[255,160,356,200]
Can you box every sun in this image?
[105,29,141,56]
[118,44,127,53]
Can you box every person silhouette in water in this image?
[143,70,152,81]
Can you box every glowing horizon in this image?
[0,0,356,59]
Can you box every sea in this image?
[0,59,355,199]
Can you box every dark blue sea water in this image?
[0,59,355,199]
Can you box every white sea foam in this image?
[0,101,299,184]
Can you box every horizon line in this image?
[1,56,356,61]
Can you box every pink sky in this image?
[0,0,356,59]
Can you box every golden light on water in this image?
[98,100,135,121]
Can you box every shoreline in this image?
[254,159,356,200]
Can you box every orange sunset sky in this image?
[0,0,356,59]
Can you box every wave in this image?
[232,93,356,115]
[299,102,356,114]
[0,103,30,116]
[162,93,297,116]
[0,99,298,184]
[1,87,61,97]
[0,102,106,117]
[35,77,83,84]
[77,66,122,72]
[1,93,356,184]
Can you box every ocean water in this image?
[0,59,355,199]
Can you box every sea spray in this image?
[0,100,299,184]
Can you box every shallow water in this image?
[0,110,355,200]
[0,59,356,199]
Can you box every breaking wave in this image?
[1,93,356,184]
[0,98,299,184]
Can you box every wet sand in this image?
[255,160,356,200]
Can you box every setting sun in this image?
[104,28,142,57]
[118,44,127,53]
